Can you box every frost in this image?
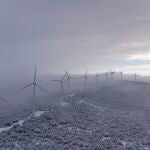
[33,111,47,117]
[61,102,68,107]
[0,111,48,133]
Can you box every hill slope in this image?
[0,81,150,149]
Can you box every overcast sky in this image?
[1,0,150,77]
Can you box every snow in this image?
[0,81,150,149]
[0,119,30,133]
[61,102,68,107]
[67,93,75,98]
[121,141,127,147]
[0,126,13,133]
[0,111,48,133]
[33,111,47,117]
[101,136,110,142]
[0,119,28,133]
[17,116,32,126]
[78,99,104,111]
[68,127,72,131]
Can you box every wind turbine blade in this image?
[64,77,68,81]
[19,83,34,91]
[93,74,97,79]
[51,80,60,82]
[62,73,67,81]
[36,84,46,92]
[64,78,69,84]
[80,76,85,79]
[0,97,7,103]
[70,77,76,79]
[86,70,88,75]
[34,67,37,82]
[65,70,69,78]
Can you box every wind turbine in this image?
[65,70,76,90]
[51,73,67,92]
[102,72,108,81]
[93,73,99,84]
[20,67,46,113]
[105,72,108,81]
[80,70,88,86]
[120,72,123,80]
[110,71,115,80]
[0,97,7,103]
[134,72,137,81]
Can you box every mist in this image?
[1,0,150,77]
[0,1,150,149]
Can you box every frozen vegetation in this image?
[0,80,150,149]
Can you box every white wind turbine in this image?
[51,73,67,93]
[0,97,7,103]
[93,73,99,84]
[65,70,76,90]
[80,70,88,86]
[20,67,46,113]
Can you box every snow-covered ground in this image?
[0,80,150,149]
[0,111,48,134]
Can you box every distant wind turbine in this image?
[102,72,108,81]
[105,72,108,81]
[65,70,76,90]
[20,67,46,113]
[110,71,115,80]
[134,72,137,81]
[120,72,123,80]
[80,70,88,86]
[0,97,7,103]
[93,73,99,84]
[51,73,67,92]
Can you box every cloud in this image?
[127,53,150,60]
[0,0,150,76]
[118,41,150,48]
[119,64,150,75]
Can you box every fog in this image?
[1,1,150,149]
[0,0,150,112]
[1,0,150,78]
[0,71,150,106]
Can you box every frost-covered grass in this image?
[0,111,48,134]
[0,81,150,149]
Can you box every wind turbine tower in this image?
[65,70,76,90]
[20,67,46,113]
[80,70,88,86]
[51,73,67,93]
